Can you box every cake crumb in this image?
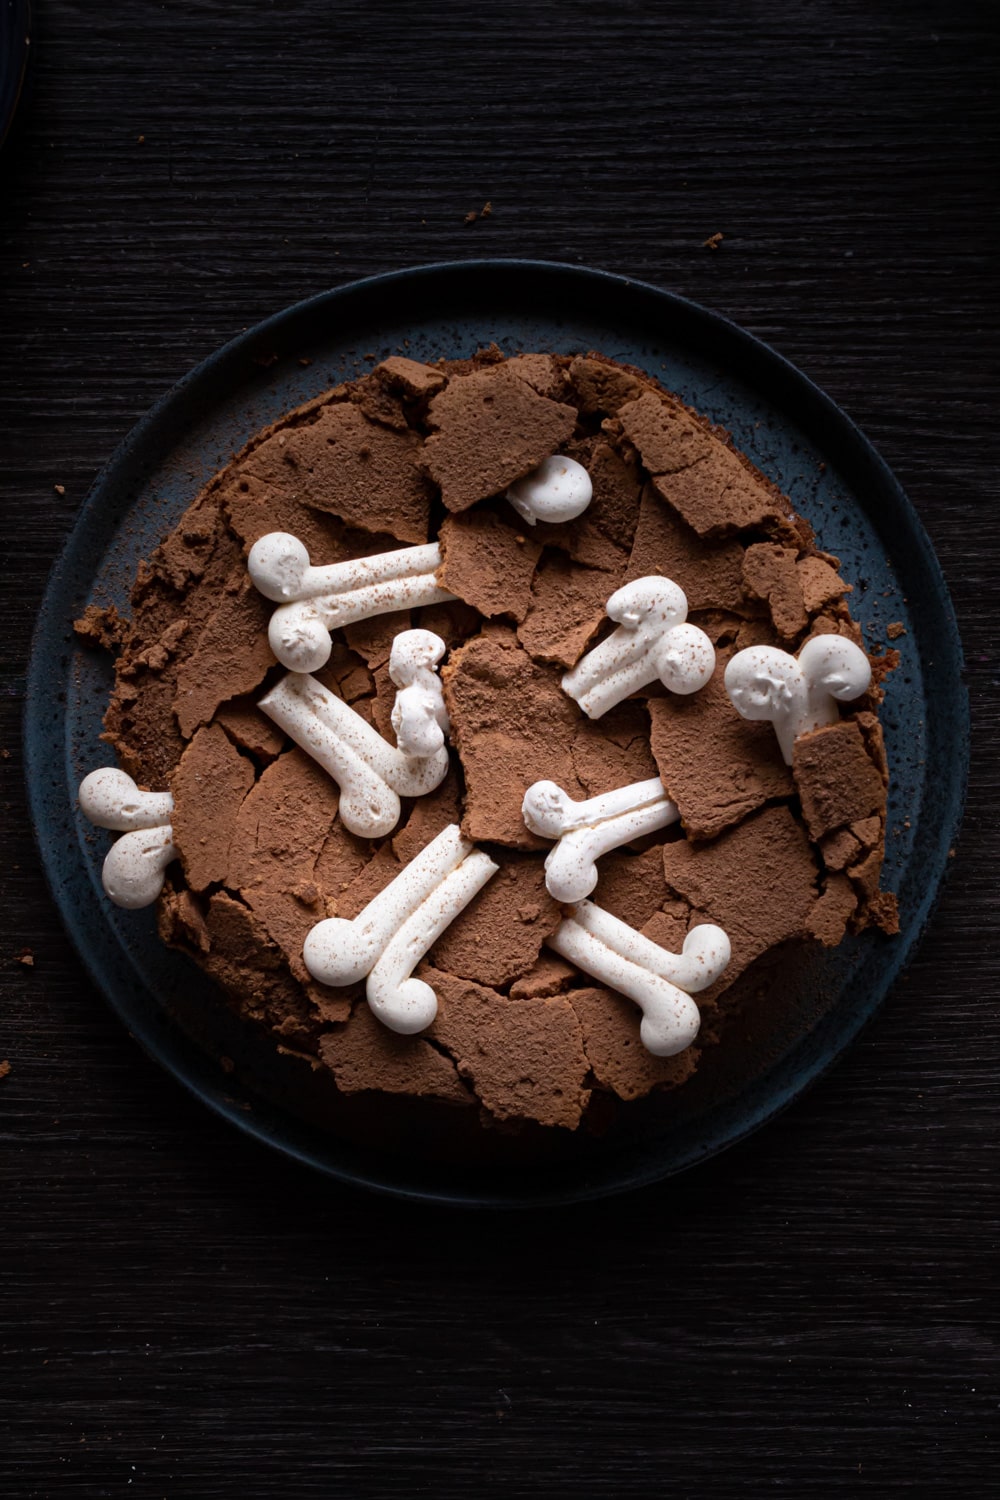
[886,621,907,639]
[14,948,34,968]
[73,603,128,652]
[53,483,66,495]
[0,1060,10,1080]
[703,232,724,250]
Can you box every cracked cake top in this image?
[76,347,899,1137]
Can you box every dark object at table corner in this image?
[24,259,970,1209]
[0,0,31,151]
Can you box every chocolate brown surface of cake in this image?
[80,349,898,1134]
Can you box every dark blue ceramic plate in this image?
[25,261,968,1206]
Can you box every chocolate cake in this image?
[76,348,899,1138]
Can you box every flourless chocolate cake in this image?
[76,348,898,1135]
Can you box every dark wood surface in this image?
[2,3,998,1494]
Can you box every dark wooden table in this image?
[2,3,997,1494]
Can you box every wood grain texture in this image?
[1,2,998,1495]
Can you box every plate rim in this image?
[24,258,970,1207]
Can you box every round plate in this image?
[25,261,968,1206]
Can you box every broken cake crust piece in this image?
[170,724,256,893]
[594,846,673,931]
[442,628,587,849]
[647,656,793,841]
[213,695,287,763]
[617,389,797,538]
[319,1004,472,1104]
[626,485,748,614]
[792,719,887,842]
[426,967,592,1130]
[279,400,433,544]
[226,748,345,984]
[567,353,648,416]
[423,363,578,513]
[741,542,810,641]
[437,508,542,622]
[374,355,448,400]
[173,570,275,740]
[429,850,562,989]
[661,804,828,996]
[517,550,624,669]
[568,986,699,1103]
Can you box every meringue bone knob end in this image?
[654,621,716,697]
[506,455,593,526]
[248,532,313,602]
[78,767,174,831]
[638,996,702,1058]
[724,633,872,763]
[101,827,176,909]
[268,602,334,675]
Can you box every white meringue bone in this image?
[568,900,730,993]
[506,454,593,527]
[389,628,451,759]
[546,900,731,1057]
[304,822,470,985]
[303,822,498,1035]
[247,533,456,674]
[724,633,873,764]
[78,766,174,830]
[561,576,716,719]
[366,848,498,1034]
[259,670,450,838]
[77,767,176,909]
[522,775,679,903]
